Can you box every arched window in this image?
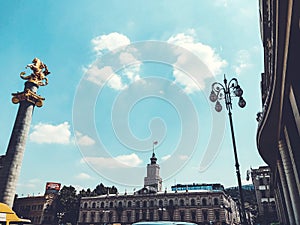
[82,213,87,222]
[143,201,147,207]
[150,200,154,207]
[127,211,131,222]
[99,213,104,222]
[169,199,174,206]
[202,198,207,206]
[92,202,96,208]
[214,198,219,205]
[149,211,154,220]
[101,202,105,208]
[135,211,140,221]
[110,202,113,208]
[202,210,208,221]
[215,210,220,220]
[108,212,113,222]
[180,211,185,221]
[191,199,196,206]
[158,209,163,220]
[91,212,95,222]
[142,211,147,220]
[84,202,88,209]
[118,201,122,207]
[136,201,140,207]
[128,201,132,208]
[191,210,196,221]
[159,200,163,207]
[180,199,185,206]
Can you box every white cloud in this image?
[234,49,251,74]
[213,0,230,7]
[167,31,227,93]
[88,31,226,94]
[81,153,143,169]
[178,155,189,160]
[91,32,130,53]
[168,31,227,76]
[85,65,127,90]
[87,33,141,90]
[75,172,92,180]
[173,69,203,94]
[29,122,71,144]
[75,131,95,146]
[119,50,138,65]
[161,154,171,161]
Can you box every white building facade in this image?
[77,153,240,225]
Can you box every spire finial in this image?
[151,141,158,164]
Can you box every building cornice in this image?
[257,0,293,167]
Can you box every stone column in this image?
[274,180,288,225]
[0,81,42,207]
[277,155,296,224]
[279,139,300,224]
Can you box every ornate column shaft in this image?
[0,82,40,207]
[0,58,50,207]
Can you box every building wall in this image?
[251,166,277,223]
[256,0,300,224]
[77,190,240,225]
[13,194,58,225]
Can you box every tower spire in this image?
[151,141,158,164]
[144,141,162,192]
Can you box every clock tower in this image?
[144,151,162,192]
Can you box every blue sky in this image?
[0,0,266,196]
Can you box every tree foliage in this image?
[79,183,118,197]
[56,183,118,224]
[56,185,80,225]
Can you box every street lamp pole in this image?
[209,75,247,224]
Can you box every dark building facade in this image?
[251,166,277,223]
[256,0,300,224]
[13,194,58,225]
[13,182,61,225]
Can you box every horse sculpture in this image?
[20,58,51,86]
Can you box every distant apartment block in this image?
[251,166,277,223]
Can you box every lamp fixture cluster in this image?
[209,75,246,112]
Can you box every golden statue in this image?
[12,58,50,107]
[20,58,50,86]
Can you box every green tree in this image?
[56,183,118,224]
[97,184,118,195]
[56,185,80,225]
[82,183,118,196]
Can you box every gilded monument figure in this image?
[20,57,51,86]
[12,58,50,107]
[0,58,50,207]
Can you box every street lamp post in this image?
[209,75,247,224]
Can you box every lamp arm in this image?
[211,82,226,100]
[228,78,239,90]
